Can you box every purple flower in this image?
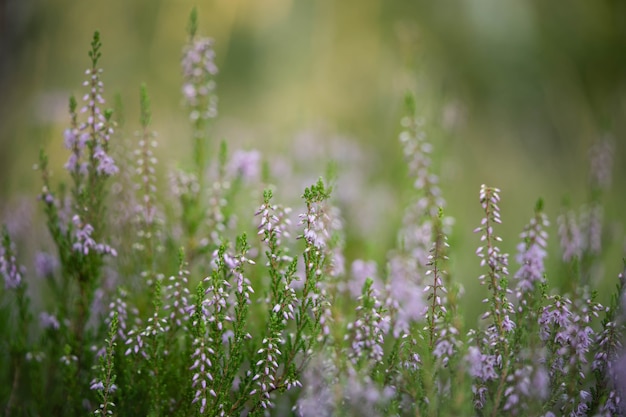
[190,337,216,413]
[0,230,23,289]
[345,282,390,367]
[181,37,218,119]
[589,137,614,190]
[386,255,426,337]
[71,215,117,257]
[514,209,549,299]
[34,251,59,278]
[557,210,583,263]
[163,266,192,329]
[228,149,261,182]
[345,259,381,299]
[39,312,60,330]
[466,346,499,381]
[94,146,119,176]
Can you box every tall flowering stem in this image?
[1,227,31,417]
[92,313,118,417]
[133,84,161,283]
[345,278,390,370]
[298,179,333,345]
[387,94,445,339]
[79,31,118,232]
[182,7,218,179]
[539,291,603,415]
[589,264,626,416]
[36,33,118,393]
[472,184,515,416]
[475,185,513,346]
[513,198,549,308]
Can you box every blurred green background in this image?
[1,0,625,318]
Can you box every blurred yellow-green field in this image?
[1,0,625,320]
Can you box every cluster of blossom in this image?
[295,356,336,417]
[205,179,230,248]
[169,169,201,198]
[72,215,117,257]
[589,137,614,190]
[91,313,119,417]
[558,209,584,262]
[34,251,59,279]
[385,254,426,337]
[190,336,216,413]
[255,198,293,249]
[104,288,138,343]
[344,259,381,299]
[345,278,390,367]
[221,246,256,306]
[74,48,118,178]
[298,200,334,251]
[297,184,337,340]
[228,149,261,183]
[474,185,514,333]
[384,112,449,340]
[539,292,603,414]
[398,115,444,217]
[513,204,549,302]
[295,353,394,417]
[0,229,24,289]
[39,311,61,330]
[502,363,550,412]
[593,320,625,417]
[64,125,89,176]
[468,185,517,410]
[133,135,161,239]
[251,333,282,410]
[425,230,460,367]
[162,260,192,328]
[181,36,218,121]
[557,203,604,264]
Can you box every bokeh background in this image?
[1,0,625,319]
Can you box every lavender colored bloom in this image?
[94,145,119,176]
[345,259,381,299]
[181,37,218,120]
[252,333,283,410]
[228,149,261,182]
[386,255,426,337]
[0,230,23,289]
[298,204,332,250]
[39,312,60,330]
[256,200,293,248]
[589,137,614,190]
[345,281,390,367]
[90,378,117,393]
[514,243,546,293]
[514,209,549,298]
[557,210,583,263]
[67,61,118,180]
[163,266,192,329]
[398,115,444,216]
[466,346,499,381]
[190,337,216,414]
[580,203,603,255]
[503,364,549,411]
[34,251,59,278]
[296,355,336,417]
[106,288,138,343]
[72,215,117,257]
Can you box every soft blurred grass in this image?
[1,0,625,321]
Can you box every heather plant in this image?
[1,10,626,417]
